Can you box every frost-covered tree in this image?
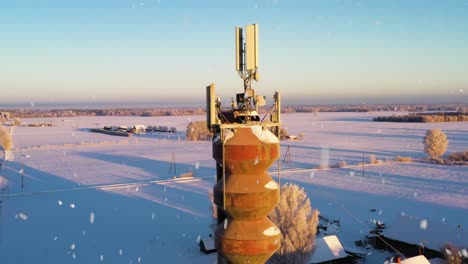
[0,125,13,161]
[268,183,320,264]
[423,129,448,159]
[441,243,463,264]
[12,117,22,126]
[186,121,211,141]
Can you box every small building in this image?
[390,255,430,264]
[0,112,10,120]
[310,235,353,264]
[130,125,145,134]
[198,235,216,254]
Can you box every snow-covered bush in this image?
[339,160,348,167]
[396,156,412,162]
[268,183,320,264]
[12,118,22,126]
[279,127,289,140]
[441,243,463,264]
[186,121,211,141]
[448,151,468,162]
[423,129,448,159]
[0,125,13,160]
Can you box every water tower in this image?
[206,24,282,264]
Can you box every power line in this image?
[0,164,212,198]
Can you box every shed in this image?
[390,255,430,264]
[0,112,10,120]
[198,235,216,254]
[310,235,351,264]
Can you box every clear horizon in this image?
[1,0,467,105]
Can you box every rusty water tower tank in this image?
[213,126,280,263]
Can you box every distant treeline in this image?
[1,103,466,119]
[0,108,206,118]
[374,112,468,123]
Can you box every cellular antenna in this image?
[236,24,259,90]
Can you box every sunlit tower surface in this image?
[206,24,282,263]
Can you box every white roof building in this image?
[310,235,349,263]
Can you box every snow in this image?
[264,180,279,190]
[263,226,281,236]
[310,235,348,263]
[1,112,467,263]
[201,236,215,250]
[397,255,430,264]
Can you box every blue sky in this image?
[1,0,467,106]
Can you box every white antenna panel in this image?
[246,24,258,70]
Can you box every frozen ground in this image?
[1,112,467,263]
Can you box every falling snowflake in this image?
[350,171,355,177]
[19,213,28,221]
[70,203,75,209]
[90,212,95,224]
[70,243,76,250]
[119,249,123,255]
[54,236,58,241]
[224,219,228,229]
[100,254,104,261]
[135,186,139,192]
[320,146,329,168]
[195,162,200,169]
[309,171,315,178]
[196,235,201,243]
[420,219,428,230]
[58,200,63,206]
[151,212,155,220]
[138,256,141,263]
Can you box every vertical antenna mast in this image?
[236,24,259,91]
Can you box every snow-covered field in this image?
[1,112,467,263]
